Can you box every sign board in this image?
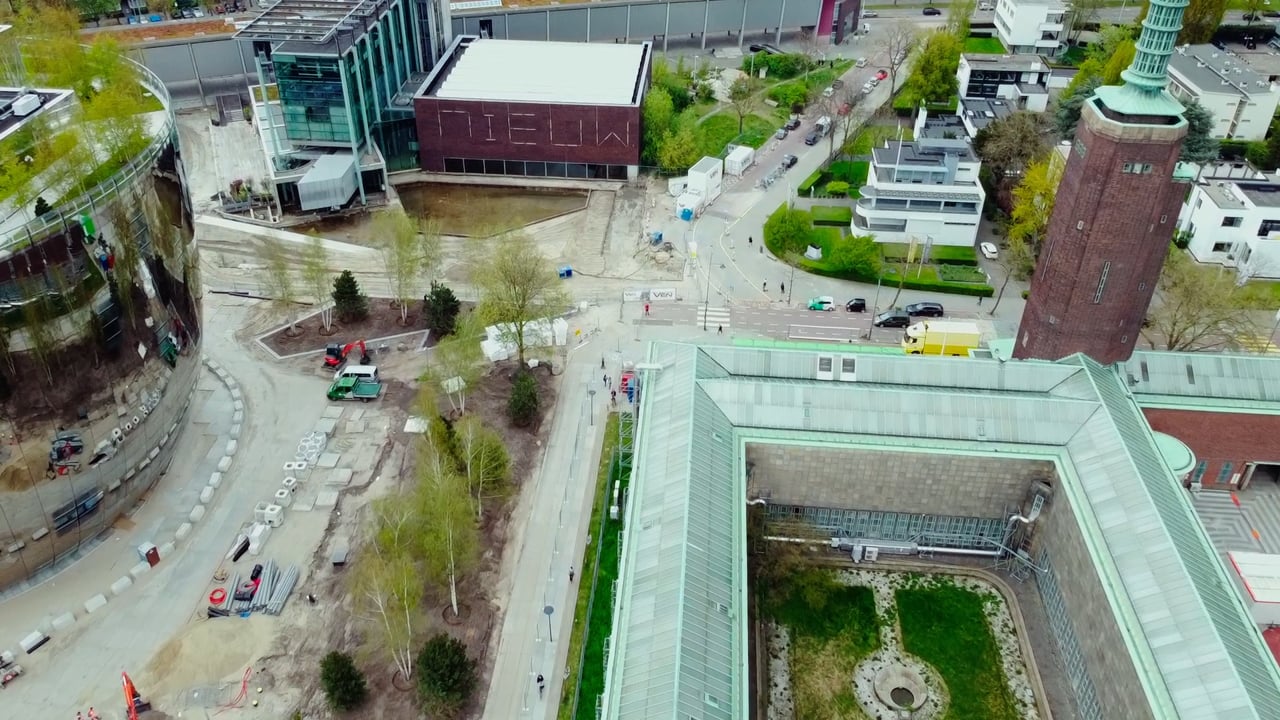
[649,288,677,301]
[623,290,644,302]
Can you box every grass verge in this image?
[558,412,628,720]
[897,581,1020,720]
[964,36,1007,54]
[696,113,776,156]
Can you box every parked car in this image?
[923,6,942,15]
[804,131,820,145]
[906,301,945,317]
[980,241,999,259]
[876,69,889,81]
[1265,10,1280,17]
[785,117,802,131]
[832,79,845,89]
[750,43,783,54]
[775,127,788,140]
[1244,11,1261,21]
[856,57,869,68]
[978,1,994,9]
[846,298,867,312]
[874,310,911,328]
[861,9,878,17]
[862,83,874,94]
[868,77,879,87]
[808,296,837,311]
[781,154,798,169]
[838,102,852,116]
[822,86,835,98]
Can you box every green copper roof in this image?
[1096,0,1190,118]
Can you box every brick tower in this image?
[1013,0,1192,364]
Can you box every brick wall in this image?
[1039,490,1157,720]
[1143,407,1280,489]
[746,444,1054,517]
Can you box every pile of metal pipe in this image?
[264,564,298,616]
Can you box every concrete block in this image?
[159,542,175,558]
[322,406,344,419]
[217,455,232,472]
[20,630,49,653]
[161,433,170,446]
[232,410,244,424]
[31,528,48,542]
[208,472,222,488]
[314,418,337,437]
[148,447,160,460]
[233,399,244,412]
[107,479,121,492]
[229,424,241,440]
[230,386,242,400]
[138,458,150,471]
[110,576,133,596]
[83,594,108,614]
[346,420,367,435]
[124,468,136,481]
[189,505,206,523]
[129,562,151,579]
[199,486,214,504]
[176,522,193,541]
[315,490,340,508]
[206,358,220,371]
[325,468,353,487]
[316,452,340,469]
[170,421,178,435]
[225,439,238,456]
[348,408,365,421]
[51,613,75,631]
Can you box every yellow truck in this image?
[902,320,981,356]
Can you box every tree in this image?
[300,236,334,332]
[418,444,478,618]
[1142,247,1260,351]
[107,199,142,330]
[878,21,919,98]
[1136,0,1227,45]
[257,237,298,329]
[1179,99,1219,164]
[641,86,675,166]
[902,31,962,105]
[73,0,120,22]
[728,76,759,135]
[429,311,483,415]
[453,414,510,521]
[657,122,700,171]
[1244,0,1266,23]
[974,111,1050,192]
[764,207,813,255]
[424,281,462,337]
[332,270,369,323]
[375,208,440,325]
[354,497,422,682]
[1005,152,1066,278]
[472,231,568,365]
[33,196,51,216]
[1065,0,1107,43]
[319,651,368,711]
[415,633,478,717]
[508,371,540,427]
[827,234,881,279]
[947,0,977,38]
[1054,73,1102,138]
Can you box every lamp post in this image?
[587,388,597,426]
[543,605,555,642]
[702,245,715,330]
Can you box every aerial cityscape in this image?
[3,0,1280,718]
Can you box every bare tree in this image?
[1142,248,1261,352]
[727,76,760,135]
[1065,0,1106,44]
[428,311,483,415]
[879,21,919,98]
[257,236,298,329]
[300,236,334,332]
[417,442,478,618]
[453,415,510,522]
[107,199,142,329]
[472,231,570,365]
[375,209,443,325]
[354,495,423,681]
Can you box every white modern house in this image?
[853,139,986,247]
[1166,45,1279,141]
[1177,163,1280,279]
[957,53,1053,112]
[993,0,1066,56]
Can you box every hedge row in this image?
[796,169,824,194]
[811,205,854,226]
[880,243,979,266]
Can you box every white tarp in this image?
[482,317,569,361]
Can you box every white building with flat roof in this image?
[1176,164,1280,279]
[994,0,1066,56]
[1167,45,1280,141]
[957,53,1052,112]
[853,139,985,246]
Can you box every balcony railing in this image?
[3,55,176,252]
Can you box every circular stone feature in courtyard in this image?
[854,649,947,720]
[874,664,929,711]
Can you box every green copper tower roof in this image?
[1094,0,1189,119]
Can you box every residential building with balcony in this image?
[1176,163,1280,279]
[993,0,1065,56]
[1166,44,1279,141]
[853,139,986,247]
[957,53,1052,112]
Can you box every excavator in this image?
[323,339,371,368]
[123,671,152,719]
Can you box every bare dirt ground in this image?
[260,299,430,357]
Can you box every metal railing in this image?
[3,53,176,252]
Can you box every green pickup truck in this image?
[327,376,383,402]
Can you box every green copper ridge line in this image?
[1121,0,1191,93]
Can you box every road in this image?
[862,3,1142,24]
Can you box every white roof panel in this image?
[1231,552,1280,603]
[435,39,647,106]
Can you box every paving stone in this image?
[316,452,340,469]
[315,490,340,508]
[314,418,338,437]
[346,419,367,435]
[325,468,353,487]
[322,406,344,419]
[348,408,365,421]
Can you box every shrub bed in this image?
[811,205,854,226]
[880,243,978,266]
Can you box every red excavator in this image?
[324,339,371,368]
[123,671,152,719]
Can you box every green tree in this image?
[1136,0,1226,45]
[332,270,370,322]
[418,445,478,618]
[1054,74,1103,138]
[828,234,881,279]
[33,196,51,216]
[657,123,700,171]
[415,633,478,717]
[428,311,483,415]
[453,414,510,521]
[1101,41,1137,85]
[354,497,423,681]
[374,209,441,325]
[1005,153,1066,278]
[764,206,813,255]
[1143,247,1258,351]
[947,0,977,38]
[319,651,368,711]
[974,111,1049,195]
[508,371,540,427]
[902,31,962,105]
[300,236,334,332]
[728,76,759,135]
[641,86,675,166]
[472,231,568,365]
[1065,0,1107,43]
[424,281,461,337]
[1180,99,1219,164]
[74,0,120,21]
[257,236,298,329]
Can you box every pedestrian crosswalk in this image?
[1238,335,1280,354]
[698,307,732,332]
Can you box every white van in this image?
[334,364,379,382]
[855,57,869,68]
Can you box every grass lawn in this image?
[562,413,631,720]
[849,125,910,155]
[766,568,880,718]
[696,113,775,156]
[897,582,1020,720]
[964,36,1007,54]
[1236,277,1280,309]
[812,205,854,225]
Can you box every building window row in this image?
[1222,216,1243,227]
[1122,162,1153,174]
[442,157,629,180]
[1259,219,1280,237]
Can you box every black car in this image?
[749,43,783,55]
[804,132,820,145]
[1244,11,1261,21]
[784,117,802,131]
[905,302,944,317]
[874,310,911,328]
[846,298,866,312]
[923,6,942,15]
[832,79,845,89]
[781,154,798,169]
[1265,10,1280,17]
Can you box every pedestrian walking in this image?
[977,295,984,306]
[611,390,617,406]
[718,324,724,335]
[759,245,763,254]
[77,713,84,720]
[570,566,576,581]
[601,356,606,369]
[537,674,546,697]
[89,709,100,720]
[780,282,785,295]
[763,281,768,292]
[748,236,753,245]
[644,303,650,316]
[603,374,609,388]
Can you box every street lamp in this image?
[703,245,715,330]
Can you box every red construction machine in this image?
[323,339,371,368]
[123,671,152,719]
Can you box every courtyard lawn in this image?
[964,36,1007,54]
[766,568,880,718]
[696,113,776,156]
[897,582,1020,720]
